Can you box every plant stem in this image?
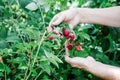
[57,48,65,56]
[4,70,6,80]
[16,0,20,6]
[3,63,7,80]
[23,54,31,80]
[113,51,117,61]
[32,31,46,66]
[25,30,46,80]
[34,70,43,80]
[25,6,46,80]
[39,6,45,28]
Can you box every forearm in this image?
[84,60,120,80]
[78,6,120,27]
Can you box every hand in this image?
[48,8,81,32]
[64,40,95,69]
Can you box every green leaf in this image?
[30,65,37,77]
[54,38,61,48]
[0,63,11,74]
[19,0,31,8]
[39,61,51,75]
[13,57,23,63]
[18,63,27,70]
[96,53,110,64]
[44,50,62,68]
[25,2,38,11]
[44,4,50,12]
[34,0,46,5]
[74,50,89,57]
[0,40,8,49]
[6,33,20,42]
[24,27,40,39]
[5,65,11,75]
[54,55,63,63]
[49,58,59,68]
[0,27,7,39]
[0,72,4,77]
[43,42,54,48]
[0,63,4,71]
[80,32,90,41]
[79,24,93,31]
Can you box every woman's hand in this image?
[64,40,120,80]
[48,8,81,32]
[64,40,95,69]
[48,6,120,33]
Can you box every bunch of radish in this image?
[49,27,82,51]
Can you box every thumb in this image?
[64,55,72,64]
[48,13,65,32]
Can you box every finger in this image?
[64,55,72,64]
[65,40,68,48]
[47,26,53,32]
[52,14,65,26]
[48,13,63,32]
[48,16,58,32]
[49,13,65,27]
[49,15,58,28]
[71,64,79,68]
[65,40,69,56]
[65,56,80,68]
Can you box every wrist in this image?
[77,8,99,24]
[81,57,96,71]
[77,57,96,71]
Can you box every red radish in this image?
[67,44,73,50]
[49,35,53,40]
[71,41,76,46]
[70,34,75,40]
[63,29,70,36]
[76,45,82,51]
[65,35,70,39]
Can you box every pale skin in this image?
[48,6,120,80]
